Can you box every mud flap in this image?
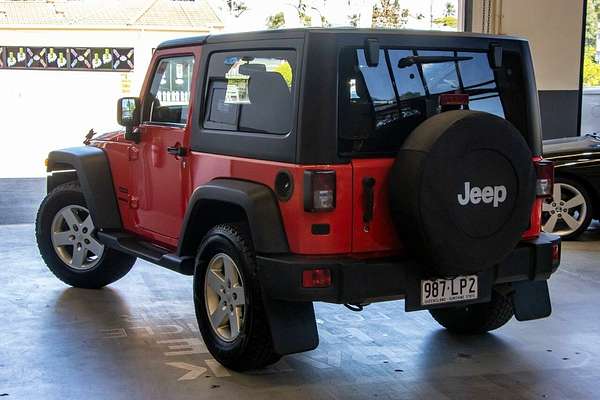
[261,296,319,355]
[511,280,552,321]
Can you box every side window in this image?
[144,55,194,125]
[203,50,295,134]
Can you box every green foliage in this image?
[584,46,600,87]
[444,2,456,17]
[225,0,247,18]
[372,0,409,28]
[274,62,293,88]
[301,14,312,26]
[584,0,600,87]
[295,0,312,27]
[433,15,457,28]
[586,0,599,47]
[266,12,285,29]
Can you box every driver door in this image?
[130,55,194,241]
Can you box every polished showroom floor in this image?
[1,222,599,400]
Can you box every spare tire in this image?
[389,110,535,276]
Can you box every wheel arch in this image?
[177,179,289,257]
[46,146,122,230]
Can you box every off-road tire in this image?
[194,223,280,371]
[35,181,136,288]
[429,289,514,334]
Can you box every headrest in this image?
[239,63,267,75]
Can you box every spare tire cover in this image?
[389,110,535,276]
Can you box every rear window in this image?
[338,47,525,156]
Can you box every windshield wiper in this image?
[397,55,473,68]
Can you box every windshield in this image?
[338,47,526,156]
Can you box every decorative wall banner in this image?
[0,46,134,71]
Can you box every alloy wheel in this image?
[542,182,587,236]
[204,253,246,342]
[51,205,105,270]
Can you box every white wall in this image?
[0,28,209,178]
[471,0,584,91]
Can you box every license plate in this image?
[421,275,478,306]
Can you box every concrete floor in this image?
[1,223,599,400]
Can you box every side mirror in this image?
[117,97,141,142]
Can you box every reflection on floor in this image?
[0,224,599,399]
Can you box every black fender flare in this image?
[177,179,289,256]
[46,146,122,230]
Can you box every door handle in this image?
[167,145,186,157]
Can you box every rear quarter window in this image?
[203,50,296,135]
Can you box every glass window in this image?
[204,50,295,134]
[388,49,426,100]
[145,56,194,125]
[338,46,523,156]
[418,50,460,94]
[458,51,504,117]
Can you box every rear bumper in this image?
[257,233,561,305]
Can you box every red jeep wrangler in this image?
[37,28,561,371]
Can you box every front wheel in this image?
[35,182,136,289]
[194,224,280,371]
[429,289,514,334]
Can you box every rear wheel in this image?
[542,178,592,240]
[194,224,280,371]
[35,182,136,288]
[429,289,514,334]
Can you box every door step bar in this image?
[97,231,195,275]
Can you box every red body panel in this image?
[131,124,185,240]
[187,153,353,255]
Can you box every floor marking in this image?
[158,338,208,356]
[166,362,207,381]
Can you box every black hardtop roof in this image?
[156,27,527,50]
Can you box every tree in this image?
[371,0,409,28]
[583,46,600,87]
[266,12,285,29]
[433,15,457,28]
[224,0,247,18]
[586,0,599,48]
[444,2,456,17]
[432,1,457,27]
[348,13,360,27]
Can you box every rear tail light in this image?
[302,268,331,288]
[304,170,336,212]
[534,159,554,198]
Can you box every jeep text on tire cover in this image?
[457,182,507,207]
[38,29,561,372]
